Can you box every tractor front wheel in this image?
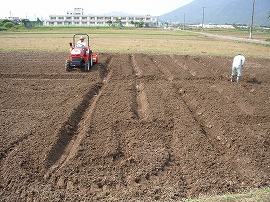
[90,51,93,67]
[84,60,90,72]
[65,60,71,71]
[84,52,93,72]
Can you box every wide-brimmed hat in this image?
[80,36,85,40]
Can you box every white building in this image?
[45,8,158,27]
[189,24,235,29]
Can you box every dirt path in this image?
[0,51,269,201]
[196,31,270,45]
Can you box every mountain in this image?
[159,0,270,26]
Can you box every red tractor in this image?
[65,34,98,71]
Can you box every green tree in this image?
[131,21,144,28]
[3,21,15,28]
[114,17,123,27]
[106,20,113,26]
[0,19,11,27]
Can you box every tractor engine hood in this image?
[71,48,83,56]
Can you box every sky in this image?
[1,0,193,20]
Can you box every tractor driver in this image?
[77,36,86,47]
[76,36,87,56]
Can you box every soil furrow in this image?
[0,132,31,162]
[44,59,112,174]
[44,82,103,169]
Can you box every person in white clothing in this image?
[76,36,87,47]
[76,36,87,55]
[231,53,245,82]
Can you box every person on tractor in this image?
[76,36,86,47]
[76,36,87,56]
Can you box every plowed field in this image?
[0,51,269,201]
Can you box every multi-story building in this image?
[45,8,158,27]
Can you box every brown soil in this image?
[0,51,269,201]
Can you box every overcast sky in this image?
[1,0,193,20]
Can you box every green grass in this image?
[0,27,269,58]
[185,187,270,202]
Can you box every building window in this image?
[50,17,56,20]
[74,17,80,20]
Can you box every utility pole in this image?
[201,7,206,31]
[183,13,185,30]
[250,0,255,39]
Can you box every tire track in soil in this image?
[130,54,150,120]
[0,133,32,163]
[155,55,225,150]
[212,84,256,115]
[151,55,207,135]
[170,55,197,77]
[207,83,270,178]
[0,128,40,191]
[152,55,242,196]
[156,56,269,193]
[154,55,217,197]
[179,84,269,185]
[168,55,195,79]
[130,54,188,197]
[44,57,112,178]
[0,73,86,80]
[169,55,220,81]
[152,56,211,137]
